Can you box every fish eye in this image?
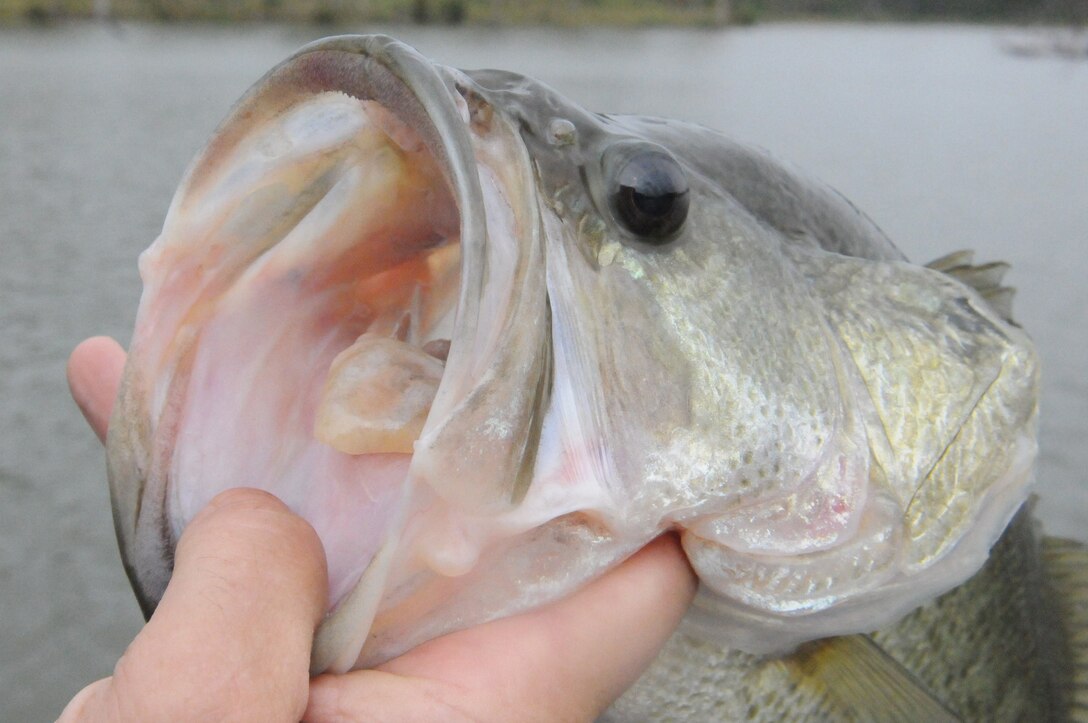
[609,148,689,242]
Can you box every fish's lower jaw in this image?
[311,537,400,675]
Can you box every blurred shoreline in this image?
[3,0,1086,28]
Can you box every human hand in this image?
[60,336,698,722]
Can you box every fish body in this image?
[104,35,1077,716]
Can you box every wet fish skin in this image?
[106,35,1045,691]
[605,507,1085,721]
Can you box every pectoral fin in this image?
[780,635,961,722]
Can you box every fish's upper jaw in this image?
[408,65,553,515]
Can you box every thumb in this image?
[59,489,328,722]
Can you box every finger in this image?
[59,489,328,722]
[66,336,126,443]
[306,534,697,722]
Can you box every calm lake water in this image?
[1,21,1085,720]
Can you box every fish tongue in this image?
[315,332,444,455]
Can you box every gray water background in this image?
[1,22,1085,720]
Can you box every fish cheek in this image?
[637,204,851,503]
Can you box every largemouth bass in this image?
[106,35,1085,719]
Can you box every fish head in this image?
[106,35,1040,674]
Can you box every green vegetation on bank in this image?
[1,0,722,25]
[2,0,1084,26]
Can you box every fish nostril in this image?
[452,82,493,134]
[547,118,577,147]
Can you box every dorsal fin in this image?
[926,249,976,272]
[779,635,962,722]
[926,250,1018,324]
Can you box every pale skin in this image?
[60,336,698,722]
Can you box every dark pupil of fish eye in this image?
[614,153,689,241]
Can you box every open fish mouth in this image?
[108,36,551,670]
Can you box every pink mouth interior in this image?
[158,94,462,608]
